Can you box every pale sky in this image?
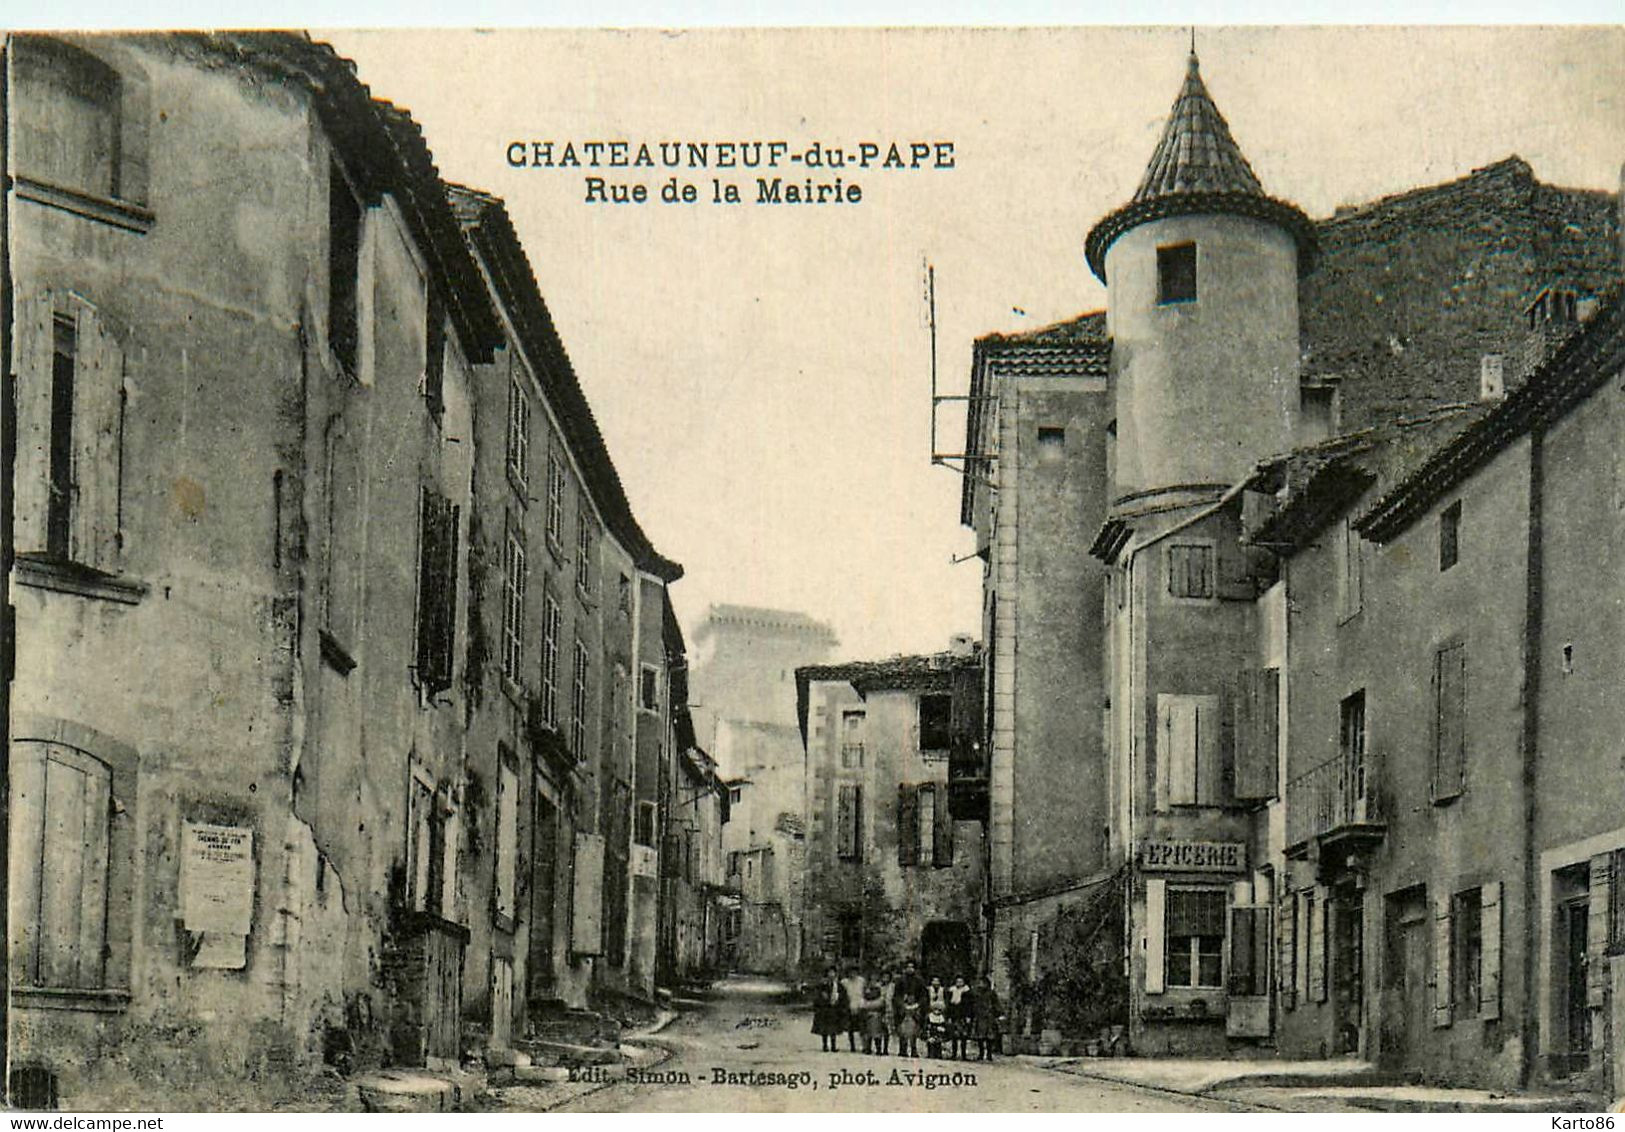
[325,26,1624,660]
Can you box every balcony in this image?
[1284,752,1386,867]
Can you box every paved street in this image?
[547,977,1259,1113]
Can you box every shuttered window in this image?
[546,454,566,544]
[1433,893,1453,1027]
[917,785,935,867]
[1433,642,1467,802]
[1167,543,1214,599]
[10,743,112,989]
[424,291,446,417]
[1278,890,1298,1010]
[576,493,595,593]
[1158,694,1222,808]
[416,489,461,695]
[898,786,918,866]
[836,785,862,861]
[1308,888,1327,1003]
[1228,904,1271,996]
[328,163,361,375]
[1233,667,1280,799]
[1480,882,1502,1020]
[15,294,125,571]
[506,372,530,487]
[494,761,519,923]
[1451,887,1483,1018]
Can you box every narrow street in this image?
[551,977,1260,1113]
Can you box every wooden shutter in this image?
[1196,695,1222,805]
[14,292,55,554]
[416,492,459,695]
[1229,904,1257,995]
[1589,854,1612,1009]
[1234,668,1280,800]
[35,746,111,989]
[932,781,953,867]
[1309,887,1328,1003]
[1433,644,1466,799]
[1278,890,1298,1009]
[1433,894,1453,1027]
[897,785,918,866]
[1145,878,1166,995]
[69,303,122,572]
[1159,695,1198,807]
[1479,881,1502,1021]
[571,832,605,955]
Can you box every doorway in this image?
[1331,886,1365,1054]
[1381,886,1428,1068]
[919,920,975,982]
[527,789,559,1005]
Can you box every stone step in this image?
[516,1037,627,1067]
[353,1071,460,1113]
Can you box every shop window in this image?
[1166,888,1226,989]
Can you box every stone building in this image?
[688,603,836,974]
[958,48,1621,1090]
[445,184,685,1049]
[796,647,984,978]
[2,31,695,1103]
[3,31,503,1096]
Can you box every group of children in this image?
[810,962,1003,1060]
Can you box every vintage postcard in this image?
[1,23,1623,1116]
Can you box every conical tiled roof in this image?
[1133,53,1264,200]
[1085,53,1313,282]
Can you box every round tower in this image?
[1086,52,1315,513]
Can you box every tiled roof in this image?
[1243,405,1487,552]
[447,185,682,583]
[960,312,1111,524]
[1134,53,1264,201]
[1085,53,1314,283]
[794,651,979,746]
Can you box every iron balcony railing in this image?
[1285,750,1384,850]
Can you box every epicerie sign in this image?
[1139,840,1247,874]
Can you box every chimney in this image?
[948,633,976,658]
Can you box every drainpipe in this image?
[1519,427,1544,1088]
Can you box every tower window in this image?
[1157,242,1197,305]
